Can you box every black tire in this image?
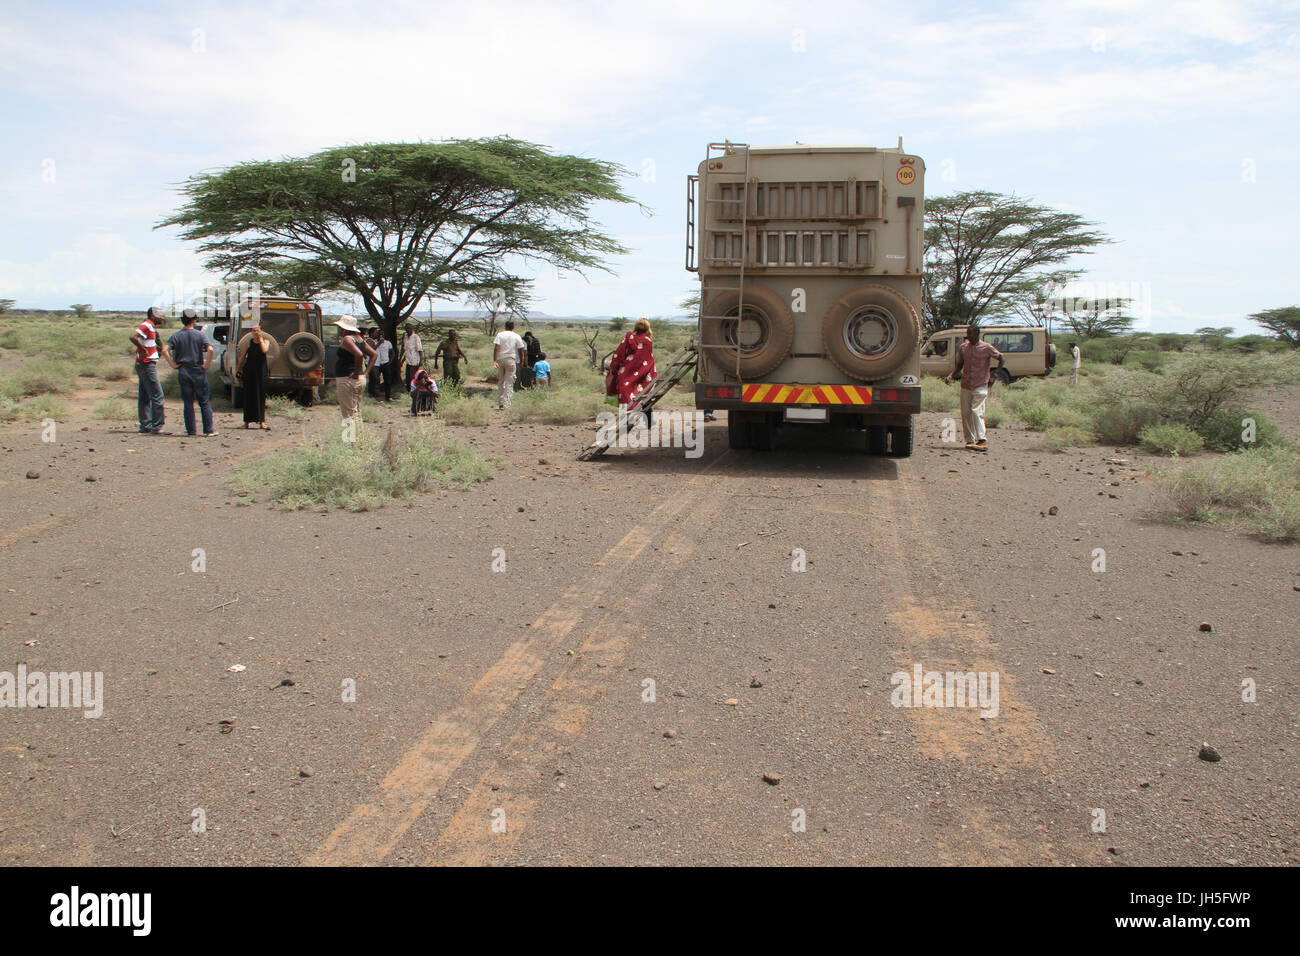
[993,367,1012,386]
[295,387,317,407]
[822,284,921,381]
[701,286,794,380]
[749,415,777,451]
[283,332,325,372]
[230,384,244,409]
[727,412,752,450]
[865,425,887,456]
[885,423,914,458]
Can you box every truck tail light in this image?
[305,366,324,385]
[875,388,911,402]
[705,385,739,399]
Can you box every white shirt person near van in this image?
[1069,342,1082,385]
[492,321,527,409]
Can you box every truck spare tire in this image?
[700,285,794,380]
[822,284,920,381]
[283,332,325,372]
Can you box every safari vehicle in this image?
[919,325,1057,384]
[207,296,327,407]
[198,321,230,369]
[687,141,924,456]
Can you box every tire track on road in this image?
[865,454,1094,864]
[422,479,730,865]
[308,454,732,866]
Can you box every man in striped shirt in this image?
[130,308,167,433]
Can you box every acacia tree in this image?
[1060,298,1135,337]
[922,191,1108,333]
[231,260,352,300]
[161,138,639,349]
[1248,306,1300,348]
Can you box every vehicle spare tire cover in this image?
[283,331,325,371]
[822,284,920,381]
[236,332,281,367]
[700,285,794,380]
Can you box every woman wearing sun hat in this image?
[334,315,376,423]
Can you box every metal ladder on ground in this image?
[691,141,751,384]
[576,344,699,460]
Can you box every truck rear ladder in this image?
[576,345,699,460]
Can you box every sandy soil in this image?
[0,379,1295,866]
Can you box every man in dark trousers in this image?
[162,308,218,437]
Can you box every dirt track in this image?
[1,391,1297,866]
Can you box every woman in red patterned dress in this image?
[609,318,657,407]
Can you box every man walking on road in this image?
[493,320,527,410]
[163,308,217,436]
[1069,341,1082,385]
[947,325,1004,452]
[130,307,167,434]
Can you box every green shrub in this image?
[1016,401,1051,431]
[507,387,605,425]
[265,395,309,420]
[230,421,491,511]
[8,394,67,422]
[1138,423,1203,456]
[1042,425,1094,451]
[922,381,959,413]
[1046,404,1093,430]
[1147,353,1297,430]
[1197,407,1286,452]
[438,392,492,426]
[984,403,1004,428]
[0,358,79,398]
[1129,350,1166,373]
[1153,447,1300,542]
[92,398,134,421]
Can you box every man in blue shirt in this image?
[163,309,218,436]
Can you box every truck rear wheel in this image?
[822,284,921,382]
[749,414,777,451]
[885,423,914,458]
[727,412,752,450]
[701,286,794,380]
[230,384,244,409]
[865,425,887,456]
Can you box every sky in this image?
[1,0,1297,333]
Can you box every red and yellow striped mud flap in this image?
[741,383,872,405]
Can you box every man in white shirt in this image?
[1069,341,1082,385]
[402,325,424,389]
[492,320,527,409]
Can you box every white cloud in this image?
[0,233,216,302]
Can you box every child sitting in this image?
[409,368,438,415]
[532,353,551,388]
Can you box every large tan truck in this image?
[688,142,924,455]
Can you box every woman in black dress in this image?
[238,325,270,430]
